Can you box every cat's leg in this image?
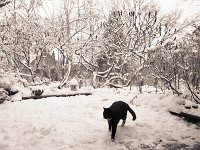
[121,111,127,126]
[107,120,111,131]
[111,124,117,140]
[121,119,126,126]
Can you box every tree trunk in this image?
[58,61,72,89]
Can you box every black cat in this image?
[103,101,136,140]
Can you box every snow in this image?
[14,82,92,100]
[192,103,198,109]
[0,78,11,89]
[0,87,199,150]
[174,49,181,53]
[0,88,8,101]
[147,45,163,53]
[69,79,79,86]
[10,93,22,102]
[163,39,176,47]
[192,49,198,53]
[185,100,192,109]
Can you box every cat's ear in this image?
[103,107,106,110]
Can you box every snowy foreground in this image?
[0,87,200,150]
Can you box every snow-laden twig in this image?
[96,64,114,76]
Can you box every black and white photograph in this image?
[0,0,200,149]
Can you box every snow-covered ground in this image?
[0,87,199,150]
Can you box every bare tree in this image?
[178,23,200,103]
[0,0,52,82]
[56,0,105,88]
[81,0,186,88]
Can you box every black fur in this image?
[103,101,136,140]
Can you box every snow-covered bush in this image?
[0,77,11,89]
[32,89,44,96]
[0,88,9,104]
[0,77,20,96]
[29,86,43,96]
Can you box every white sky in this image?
[157,0,200,18]
[39,0,200,20]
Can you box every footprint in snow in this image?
[40,127,50,136]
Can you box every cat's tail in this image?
[128,106,136,121]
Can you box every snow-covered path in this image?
[0,88,199,150]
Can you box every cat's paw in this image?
[111,138,115,142]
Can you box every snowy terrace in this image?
[0,87,199,150]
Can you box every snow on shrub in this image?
[0,77,11,90]
[0,77,20,97]
[32,89,44,96]
[163,39,176,47]
[0,88,9,104]
[147,45,163,53]
[30,86,44,96]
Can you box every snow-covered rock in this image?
[168,105,183,114]
[185,101,192,109]
[176,98,186,105]
[192,103,198,109]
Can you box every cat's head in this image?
[103,107,112,119]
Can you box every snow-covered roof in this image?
[69,78,79,86]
